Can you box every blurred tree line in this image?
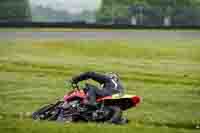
[31,5,96,23]
[0,0,200,26]
[0,0,31,21]
[97,0,200,26]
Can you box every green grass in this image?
[0,39,200,133]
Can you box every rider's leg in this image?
[87,88,97,105]
[85,84,99,106]
[86,84,110,103]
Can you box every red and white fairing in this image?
[63,90,141,109]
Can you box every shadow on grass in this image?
[140,121,199,130]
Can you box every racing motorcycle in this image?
[32,83,141,124]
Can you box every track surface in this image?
[0,30,200,40]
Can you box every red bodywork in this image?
[63,90,86,101]
[63,90,141,108]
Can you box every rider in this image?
[70,71,127,124]
[71,71,124,105]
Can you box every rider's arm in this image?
[72,72,110,84]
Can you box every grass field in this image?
[0,38,200,133]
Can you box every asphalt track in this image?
[0,30,200,40]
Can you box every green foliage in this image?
[97,0,200,24]
[102,0,200,7]
[0,0,31,21]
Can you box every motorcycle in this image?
[32,83,141,124]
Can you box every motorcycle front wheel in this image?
[32,101,63,120]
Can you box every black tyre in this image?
[32,101,62,120]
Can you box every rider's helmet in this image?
[106,72,119,82]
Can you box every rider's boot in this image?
[117,118,129,125]
[108,106,129,125]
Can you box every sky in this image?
[30,0,102,13]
